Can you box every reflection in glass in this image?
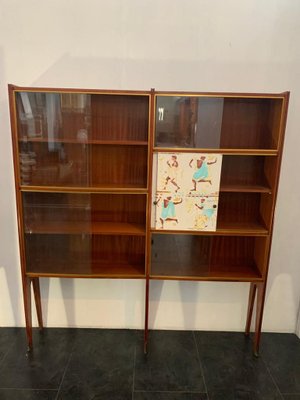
[155,96,223,148]
[15,92,149,188]
[22,192,146,276]
[155,96,282,150]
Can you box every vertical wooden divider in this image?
[9,85,43,350]
[144,89,155,353]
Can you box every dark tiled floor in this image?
[0,328,299,400]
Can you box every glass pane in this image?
[151,234,262,279]
[22,192,146,276]
[16,92,149,188]
[155,96,282,149]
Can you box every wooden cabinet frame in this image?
[8,85,289,355]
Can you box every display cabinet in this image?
[146,91,289,355]
[9,86,289,355]
[9,85,151,348]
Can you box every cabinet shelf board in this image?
[25,221,146,236]
[27,262,145,279]
[151,222,268,237]
[150,263,262,282]
[20,185,148,194]
[220,183,272,194]
[19,137,148,146]
[153,147,278,156]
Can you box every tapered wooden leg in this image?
[22,277,33,350]
[245,283,257,336]
[253,282,266,357]
[144,278,149,354]
[32,278,43,330]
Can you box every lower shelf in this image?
[25,234,145,278]
[151,234,265,282]
[150,265,262,282]
[27,262,145,278]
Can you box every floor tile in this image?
[134,392,207,399]
[0,329,76,389]
[134,330,205,392]
[56,367,133,400]
[0,389,57,399]
[261,333,300,394]
[56,329,137,400]
[208,389,282,399]
[69,329,138,370]
[0,329,19,365]
[194,332,282,400]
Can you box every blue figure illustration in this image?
[155,195,183,229]
[195,199,217,229]
[189,156,217,191]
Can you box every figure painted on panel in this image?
[163,155,180,192]
[154,195,183,229]
[189,156,217,191]
[194,198,217,229]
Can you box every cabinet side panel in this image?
[253,237,269,277]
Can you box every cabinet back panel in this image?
[91,95,149,141]
[217,192,263,225]
[25,234,145,275]
[221,156,268,187]
[151,234,260,279]
[90,145,148,187]
[220,98,282,149]
[23,192,147,226]
[155,96,282,150]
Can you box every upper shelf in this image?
[153,147,278,156]
[19,137,148,146]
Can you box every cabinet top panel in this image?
[154,91,289,99]
[8,84,151,96]
[9,85,289,99]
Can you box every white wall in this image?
[0,0,299,333]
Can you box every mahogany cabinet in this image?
[8,85,289,355]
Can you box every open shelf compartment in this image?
[22,192,147,236]
[25,233,145,278]
[217,192,271,233]
[220,155,273,193]
[151,234,267,281]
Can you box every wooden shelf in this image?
[220,183,272,194]
[20,185,148,194]
[151,221,268,236]
[150,263,263,282]
[27,262,145,279]
[25,221,146,236]
[153,147,278,156]
[19,137,148,146]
